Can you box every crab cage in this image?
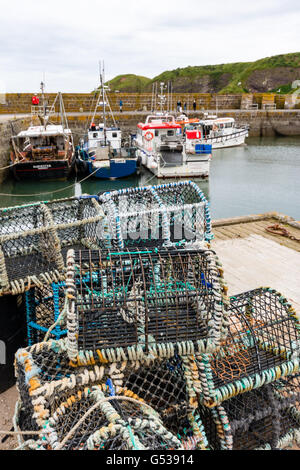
[65,247,228,365]
[197,373,300,450]
[25,282,66,345]
[14,338,119,437]
[0,197,105,296]
[14,336,210,450]
[35,383,184,450]
[195,288,300,407]
[98,181,212,250]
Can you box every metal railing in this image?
[203,127,249,144]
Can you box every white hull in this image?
[137,147,210,178]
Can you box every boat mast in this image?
[158,82,167,114]
[100,61,106,132]
[40,80,46,128]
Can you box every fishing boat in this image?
[134,113,211,178]
[177,113,249,150]
[10,82,75,180]
[133,84,211,178]
[76,63,138,179]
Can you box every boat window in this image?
[93,133,98,138]
[155,130,159,137]
[112,132,118,138]
[225,122,232,128]
[167,130,174,136]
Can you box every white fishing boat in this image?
[76,62,138,179]
[177,114,249,150]
[10,82,75,180]
[133,84,211,178]
[134,113,211,178]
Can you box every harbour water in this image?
[0,136,299,221]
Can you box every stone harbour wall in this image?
[0,117,32,183]
[1,92,300,115]
[63,110,300,141]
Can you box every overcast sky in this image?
[0,0,300,93]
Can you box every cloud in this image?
[0,0,300,92]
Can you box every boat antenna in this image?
[100,60,107,145]
[40,80,46,128]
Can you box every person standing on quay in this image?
[193,99,196,112]
[119,99,123,112]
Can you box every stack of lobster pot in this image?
[12,181,300,450]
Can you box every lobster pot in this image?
[0,197,105,296]
[26,384,183,450]
[123,356,209,450]
[25,282,66,345]
[14,339,117,432]
[124,356,189,424]
[15,348,208,450]
[66,247,228,364]
[199,375,300,450]
[48,197,107,253]
[0,203,65,296]
[196,288,300,407]
[99,181,212,250]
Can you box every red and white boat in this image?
[134,113,211,178]
[177,114,249,150]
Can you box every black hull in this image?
[12,158,75,181]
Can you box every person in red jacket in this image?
[32,94,39,105]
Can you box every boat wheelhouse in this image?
[10,85,75,180]
[183,116,249,150]
[134,113,211,178]
[76,63,138,179]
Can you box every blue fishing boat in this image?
[76,63,139,179]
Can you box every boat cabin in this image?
[88,123,122,151]
[185,117,236,140]
[12,125,73,161]
[136,114,182,152]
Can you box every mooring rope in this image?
[0,161,21,171]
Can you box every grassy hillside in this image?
[106,53,300,93]
[106,74,151,93]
